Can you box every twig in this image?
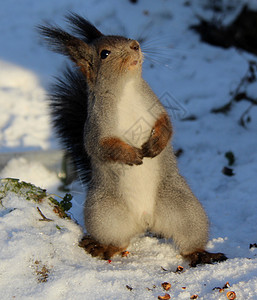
[211,60,257,120]
[211,70,246,114]
[239,104,254,127]
[37,207,53,222]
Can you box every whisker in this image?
[140,33,191,61]
[143,55,173,70]
[139,33,174,46]
[143,52,167,61]
[142,46,173,51]
[142,50,171,57]
[142,47,174,66]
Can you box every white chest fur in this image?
[116,80,160,225]
[116,79,156,148]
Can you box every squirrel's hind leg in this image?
[151,175,227,266]
[82,191,143,259]
[183,250,227,267]
[79,235,127,260]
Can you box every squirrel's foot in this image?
[182,250,227,267]
[79,235,126,260]
[100,137,143,165]
[142,113,172,158]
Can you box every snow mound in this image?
[0,157,59,190]
[0,179,256,299]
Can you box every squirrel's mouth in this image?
[129,56,143,68]
[127,59,142,71]
[124,51,143,71]
[127,58,142,71]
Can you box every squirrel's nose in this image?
[130,40,140,51]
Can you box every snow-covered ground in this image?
[0,0,257,299]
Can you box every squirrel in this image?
[38,13,227,267]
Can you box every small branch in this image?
[239,104,254,127]
[37,207,53,222]
[211,100,233,114]
[245,96,257,106]
[212,60,257,118]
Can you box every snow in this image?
[0,0,257,299]
[0,157,59,190]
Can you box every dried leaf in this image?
[158,293,171,300]
[223,282,231,289]
[175,265,184,273]
[126,285,133,291]
[146,284,157,291]
[33,260,50,283]
[122,251,130,257]
[225,151,235,166]
[161,282,171,291]
[227,291,236,299]
[222,166,235,176]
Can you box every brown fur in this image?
[79,236,126,260]
[183,250,228,267]
[100,137,143,165]
[142,113,172,158]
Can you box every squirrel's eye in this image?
[100,50,111,59]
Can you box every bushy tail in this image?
[49,66,91,186]
[38,14,103,186]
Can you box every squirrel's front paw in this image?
[141,135,161,158]
[100,137,143,165]
[142,132,169,158]
[126,147,143,166]
[142,113,172,158]
[111,145,143,166]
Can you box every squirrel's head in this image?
[38,13,143,88]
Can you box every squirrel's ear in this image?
[38,25,93,78]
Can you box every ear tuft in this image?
[37,25,75,55]
[66,12,103,42]
[38,24,91,69]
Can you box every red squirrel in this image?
[39,13,227,267]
